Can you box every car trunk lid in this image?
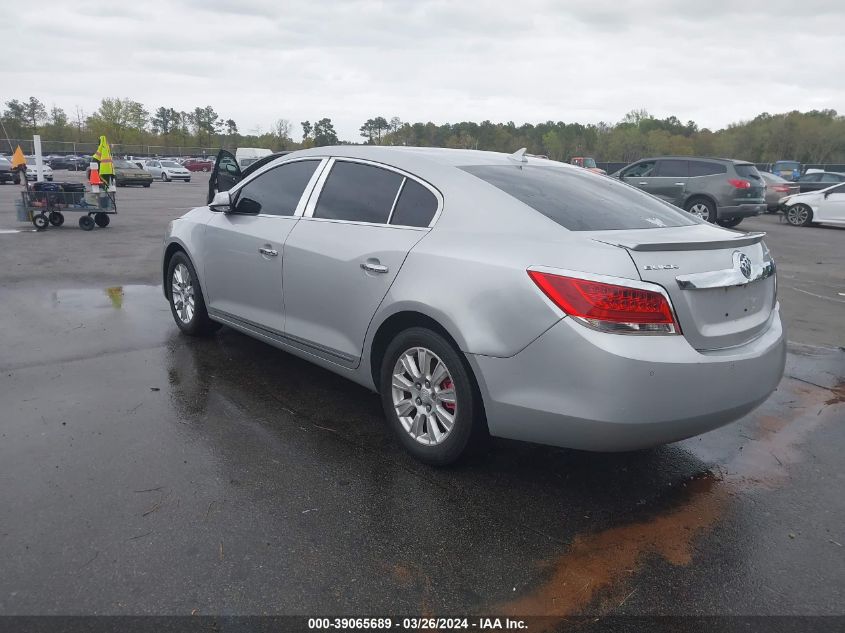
[591,225,777,350]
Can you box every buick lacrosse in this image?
[163,146,785,464]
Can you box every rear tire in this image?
[380,327,484,466]
[78,215,95,231]
[785,204,813,227]
[685,198,716,223]
[94,213,110,227]
[167,251,220,336]
[48,211,65,226]
[143,183,151,188]
[717,217,743,228]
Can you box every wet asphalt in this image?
[0,173,843,622]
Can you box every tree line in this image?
[3,97,844,164]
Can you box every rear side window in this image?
[734,164,762,181]
[461,165,697,231]
[656,160,688,177]
[315,161,403,224]
[820,173,843,182]
[689,161,727,177]
[234,160,319,216]
[390,179,438,227]
[799,173,821,182]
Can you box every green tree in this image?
[313,118,337,146]
[301,120,312,141]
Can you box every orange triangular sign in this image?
[10,145,25,169]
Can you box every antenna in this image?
[507,147,528,163]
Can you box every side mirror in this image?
[208,190,231,212]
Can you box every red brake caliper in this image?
[440,378,456,413]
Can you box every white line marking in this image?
[791,287,845,304]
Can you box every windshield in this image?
[461,164,697,231]
[775,161,800,169]
[114,160,135,169]
[240,158,259,167]
[161,161,180,168]
[582,158,597,168]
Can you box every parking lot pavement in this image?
[0,177,843,620]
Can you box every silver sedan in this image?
[162,147,785,465]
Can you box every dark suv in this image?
[612,157,766,227]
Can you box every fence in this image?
[2,139,221,159]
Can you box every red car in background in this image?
[182,158,213,172]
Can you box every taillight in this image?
[527,271,680,335]
[728,178,751,189]
[772,185,790,193]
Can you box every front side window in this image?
[622,161,657,178]
[234,160,320,216]
[656,160,688,178]
[462,165,696,231]
[800,173,821,182]
[390,179,438,227]
[315,161,403,224]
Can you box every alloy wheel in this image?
[688,203,711,221]
[391,347,457,446]
[171,263,195,324]
[786,205,809,226]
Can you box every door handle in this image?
[259,247,278,257]
[638,182,648,185]
[361,261,388,274]
[674,182,685,186]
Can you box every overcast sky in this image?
[3,0,843,141]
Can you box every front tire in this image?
[380,327,483,466]
[167,251,219,336]
[785,204,813,227]
[94,213,110,227]
[161,173,169,182]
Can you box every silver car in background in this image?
[163,147,785,465]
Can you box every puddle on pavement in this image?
[497,360,844,621]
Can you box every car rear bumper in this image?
[718,203,766,219]
[0,172,18,183]
[468,306,786,451]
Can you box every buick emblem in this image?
[736,252,752,279]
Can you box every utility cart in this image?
[19,183,117,231]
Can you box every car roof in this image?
[634,156,754,165]
[279,145,571,172]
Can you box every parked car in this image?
[235,147,273,168]
[144,159,191,182]
[183,158,213,172]
[0,156,21,184]
[795,171,845,193]
[771,160,802,181]
[760,171,800,213]
[114,160,153,187]
[612,157,766,227]
[163,146,785,465]
[780,183,845,227]
[24,157,54,181]
[49,155,88,171]
[570,157,606,175]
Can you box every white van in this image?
[235,147,273,168]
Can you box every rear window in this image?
[461,165,697,231]
[689,160,727,177]
[734,164,762,180]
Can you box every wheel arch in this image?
[162,240,190,299]
[368,309,468,393]
[683,192,718,211]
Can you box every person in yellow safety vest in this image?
[92,136,115,188]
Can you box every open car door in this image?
[207,150,241,204]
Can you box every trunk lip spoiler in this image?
[593,231,766,252]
